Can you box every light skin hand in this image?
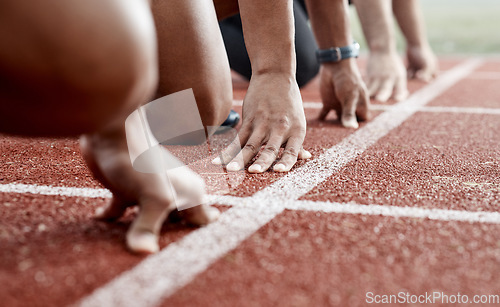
[366,50,409,102]
[392,0,438,82]
[406,44,438,82]
[211,0,311,173]
[80,124,219,254]
[216,72,310,173]
[318,59,370,128]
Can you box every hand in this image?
[366,51,409,102]
[216,72,310,173]
[318,59,371,128]
[406,44,438,82]
[80,125,219,254]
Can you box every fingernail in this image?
[212,157,222,165]
[273,163,286,172]
[226,162,240,172]
[303,150,312,159]
[248,164,262,173]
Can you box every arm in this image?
[392,0,438,81]
[305,0,370,127]
[219,0,310,173]
[353,0,408,102]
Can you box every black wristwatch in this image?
[316,41,360,63]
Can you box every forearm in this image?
[352,0,396,53]
[305,0,352,48]
[238,0,295,77]
[392,0,429,48]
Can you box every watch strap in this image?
[316,41,360,63]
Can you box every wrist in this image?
[252,68,296,83]
[316,41,360,63]
[367,35,397,54]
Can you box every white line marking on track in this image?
[0,183,111,199]
[467,71,500,80]
[77,58,484,307]
[287,200,500,224]
[237,101,500,114]
[370,105,500,115]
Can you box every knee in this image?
[192,80,233,128]
[0,0,159,136]
[63,11,159,133]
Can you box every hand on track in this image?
[366,51,409,103]
[406,44,439,82]
[318,59,371,128]
[80,126,219,254]
[214,73,311,173]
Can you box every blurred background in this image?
[350,0,500,55]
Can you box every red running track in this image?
[1,57,499,307]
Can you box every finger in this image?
[176,204,220,225]
[126,196,175,254]
[226,131,265,172]
[367,78,381,97]
[318,104,331,121]
[249,133,284,173]
[393,77,409,101]
[273,136,306,172]
[341,91,359,129]
[415,69,432,82]
[212,125,251,165]
[356,87,371,122]
[95,197,133,221]
[298,147,312,160]
[374,78,395,103]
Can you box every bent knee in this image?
[193,83,232,128]
[0,0,158,136]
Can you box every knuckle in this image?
[243,143,259,153]
[262,144,280,155]
[220,152,234,164]
[283,146,299,157]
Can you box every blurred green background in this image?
[349,0,500,55]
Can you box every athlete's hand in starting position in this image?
[215,0,311,173]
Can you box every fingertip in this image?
[341,117,359,129]
[212,157,222,165]
[318,106,330,121]
[394,90,409,102]
[226,162,241,172]
[248,164,263,173]
[126,231,159,254]
[299,149,312,160]
[205,206,220,223]
[182,205,220,225]
[273,163,287,172]
[375,93,390,103]
[94,206,106,219]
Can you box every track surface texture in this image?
[1,57,500,307]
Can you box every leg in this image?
[0,0,219,253]
[219,15,252,81]
[293,0,320,87]
[0,0,158,136]
[152,0,233,128]
[218,0,318,87]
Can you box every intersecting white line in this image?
[286,200,500,224]
[0,183,112,199]
[235,101,500,114]
[371,105,500,115]
[75,58,484,307]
